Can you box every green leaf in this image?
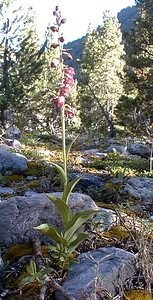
[19,275,36,287]
[51,162,67,184]
[64,210,97,241]
[62,176,83,203]
[47,245,58,252]
[66,135,78,161]
[27,260,37,275]
[68,232,88,254]
[39,268,54,276]
[46,195,72,228]
[34,223,66,245]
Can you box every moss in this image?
[104,225,130,240]
[95,202,116,210]
[3,244,50,263]
[2,244,33,263]
[104,181,122,190]
[3,174,23,184]
[24,179,42,189]
[123,289,152,300]
[23,161,51,176]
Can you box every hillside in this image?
[65,5,138,79]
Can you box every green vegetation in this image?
[1,0,153,298]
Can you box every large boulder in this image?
[122,177,153,213]
[123,177,153,202]
[0,192,99,248]
[0,150,28,175]
[127,143,151,157]
[56,247,137,299]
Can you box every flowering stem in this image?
[61,105,67,186]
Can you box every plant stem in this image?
[61,106,67,188]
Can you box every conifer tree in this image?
[0,1,46,131]
[79,12,125,137]
[11,6,45,132]
[116,0,153,137]
[0,0,25,127]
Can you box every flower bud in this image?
[60,18,66,25]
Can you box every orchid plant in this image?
[34,6,97,270]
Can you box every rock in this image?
[128,143,151,157]
[55,247,137,299]
[94,208,117,231]
[83,149,99,154]
[0,187,15,196]
[123,177,153,202]
[6,126,21,139]
[1,138,23,151]
[83,149,107,158]
[68,173,104,192]
[0,250,4,288]
[122,177,153,212]
[106,145,128,155]
[0,192,99,248]
[0,144,10,151]
[12,139,23,151]
[0,150,28,175]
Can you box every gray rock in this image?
[0,187,15,196]
[123,177,153,203]
[55,247,137,299]
[0,144,10,151]
[69,173,104,191]
[0,192,99,248]
[83,149,99,154]
[6,126,21,139]
[0,150,28,175]
[0,251,4,288]
[93,208,117,231]
[106,145,128,155]
[128,143,151,157]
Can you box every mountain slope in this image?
[65,5,137,78]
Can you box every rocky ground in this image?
[0,134,153,299]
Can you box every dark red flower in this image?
[53,96,65,108]
[64,67,75,76]
[66,108,77,118]
[51,43,59,49]
[63,52,73,60]
[51,60,59,68]
[63,77,74,87]
[50,26,58,32]
[59,36,65,43]
[60,86,71,98]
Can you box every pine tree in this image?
[79,12,125,138]
[12,6,45,132]
[116,0,153,137]
[0,0,25,127]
